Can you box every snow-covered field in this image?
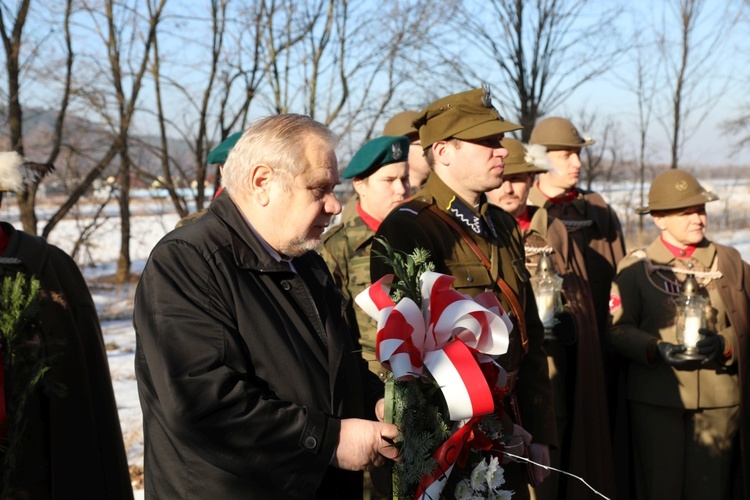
[3,178,749,496]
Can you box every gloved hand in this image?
[657,341,694,369]
[696,328,725,365]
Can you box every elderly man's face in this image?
[269,138,341,257]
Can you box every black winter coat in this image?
[134,193,382,499]
[0,222,133,499]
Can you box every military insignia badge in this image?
[609,293,622,313]
[675,180,688,191]
[392,142,403,161]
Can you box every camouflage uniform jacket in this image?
[371,174,557,452]
[319,210,384,378]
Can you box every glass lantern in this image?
[530,253,564,334]
[674,275,707,360]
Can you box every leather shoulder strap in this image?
[427,205,528,353]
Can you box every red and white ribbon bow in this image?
[355,271,512,421]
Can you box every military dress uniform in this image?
[371,173,557,498]
[610,238,745,500]
[521,205,616,500]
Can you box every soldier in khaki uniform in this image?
[383,110,431,192]
[371,88,557,498]
[487,138,616,499]
[609,170,750,500]
[528,117,626,430]
[319,135,411,378]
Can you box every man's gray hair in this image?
[222,114,337,195]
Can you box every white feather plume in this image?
[0,151,24,193]
[523,144,551,171]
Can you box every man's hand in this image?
[528,443,551,485]
[696,328,726,364]
[331,418,399,471]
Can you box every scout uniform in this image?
[319,135,411,379]
[528,117,626,430]
[609,170,750,500]
[371,89,557,498]
[499,138,615,499]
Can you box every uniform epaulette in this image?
[394,197,432,217]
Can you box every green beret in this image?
[414,87,521,149]
[343,136,410,179]
[206,131,242,165]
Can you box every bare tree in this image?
[576,110,617,190]
[447,0,623,140]
[656,0,741,169]
[71,0,167,282]
[258,0,442,145]
[723,2,750,152]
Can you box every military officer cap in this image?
[502,138,548,176]
[206,131,242,165]
[343,135,411,179]
[383,110,420,140]
[529,117,595,150]
[636,169,719,215]
[413,86,522,149]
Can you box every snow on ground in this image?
[3,179,749,496]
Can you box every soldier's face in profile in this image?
[653,204,707,248]
[488,173,534,218]
[354,161,410,222]
[450,135,509,194]
[544,148,582,191]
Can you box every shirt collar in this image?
[240,210,296,272]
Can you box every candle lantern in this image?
[530,253,564,339]
[674,275,707,360]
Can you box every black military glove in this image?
[657,341,694,369]
[696,328,726,365]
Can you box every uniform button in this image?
[304,436,317,449]
[466,275,474,283]
[281,281,291,290]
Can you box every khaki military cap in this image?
[413,87,522,149]
[383,111,420,140]
[636,169,719,215]
[501,138,548,176]
[529,117,595,150]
